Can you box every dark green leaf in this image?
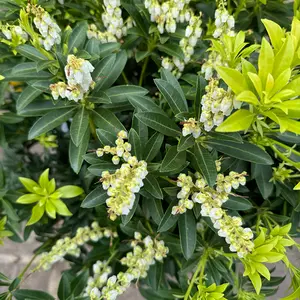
[158,199,179,232]
[144,174,163,199]
[179,210,196,260]
[157,43,184,60]
[28,107,77,139]
[99,43,121,57]
[70,107,89,147]
[92,54,116,87]
[177,135,194,152]
[161,69,185,103]
[135,112,180,137]
[106,85,148,103]
[16,45,48,61]
[128,95,166,115]
[146,198,164,225]
[160,146,186,173]
[58,273,71,300]
[195,75,206,119]
[252,164,273,199]
[206,139,273,165]
[0,112,23,124]
[129,128,142,160]
[154,79,188,115]
[222,195,253,211]
[81,186,107,208]
[144,132,164,162]
[68,21,88,53]
[191,143,217,187]
[69,128,90,174]
[70,270,88,297]
[88,162,118,176]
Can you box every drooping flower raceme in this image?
[16,169,84,225]
[145,0,192,34]
[200,79,234,132]
[161,13,203,78]
[172,164,254,258]
[34,222,117,271]
[50,55,95,102]
[213,7,235,39]
[182,118,201,138]
[27,4,61,50]
[86,233,169,300]
[87,0,134,43]
[96,131,148,220]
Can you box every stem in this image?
[89,117,97,141]
[184,251,209,300]
[160,176,177,185]
[18,252,39,279]
[139,56,149,86]
[145,220,154,234]
[122,71,129,84]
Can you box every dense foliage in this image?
[0,0,299,299]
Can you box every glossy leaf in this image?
[70,107,89,147]
[81,186,107,208]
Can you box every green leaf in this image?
[81,186,107,208]
[105,85,148,103]
[258,38,274,86]
[13,289,54,300]
[28,107,77,140]
[179,210,196,260]
[58,273,71,300]
[191,143,217,187]
[206,139,273,165]
[27,203,45,226]
[68,21,88,53]
[56,186,84,198]
[161,69,186,104]
[273,35,294,79]
[99,42,121,57]
[157,43,184,60]
[96,129,116,146]
[1,199,19,221]
[94,50,127,91]
[128,95,166,115]
[160,146,186,173]
[144,174,163,199]
[92,54,116,87]
[0,164,4,189]
[144,132,164,162]
[88,162,118,176]
[158,199,179,232]
[69,128,90,174]
[252,164,273,199]
[0,112,23,124]
[129,128,142,160]
[70,271,89,297]
[248,272,262,295]
[262,19,285,51]
[92,108,125,136]
[216,109,256,132]
[16,86,42,112]
[19,177,39,193]
[16,45,48,61]
[195,75,206,120]
[222,195,253,210]
[146,198,164,225]
[216,66,248,94]
[39,169,49,189]
[16,194,41,204]
[52,199,72,216]
[70,107,89,147]
[177,135,195,152]
[154,79,188,115]
[135,112,180,137]
[236,91,260,106]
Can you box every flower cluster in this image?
[182,118,201,138]
[35,222,117,271]
[96,131,148,220]
[200,79,234,131]
[145,0,191,34]
[87,0,134,43]
[172,167,254,257]
[161,14,202,78]
[50,55,95,102]
[88,233,168,300]
[213,7,235,39]
[85,261,112,298]
[1,25,28,43]
[201,51,224,80]
[27,4,61,50]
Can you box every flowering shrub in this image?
[0,0,300,299]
